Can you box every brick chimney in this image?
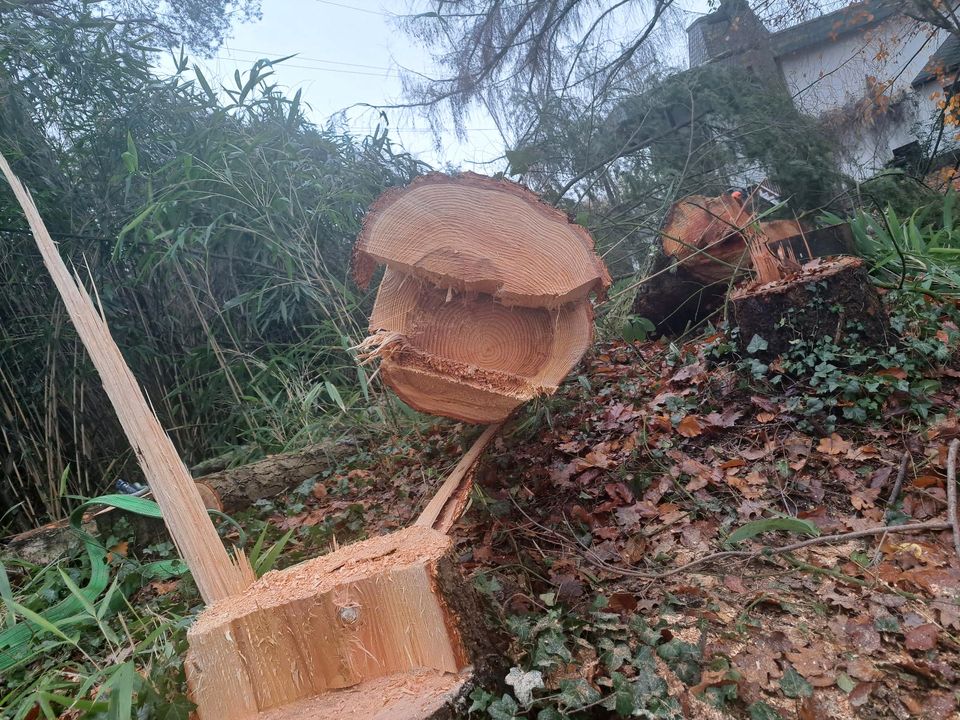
[686,0,782,87]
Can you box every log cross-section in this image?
[353,173,610,424]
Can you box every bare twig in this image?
[887,450,911,506]
[948,439,960,559]
[580,521,952,580]
[508,494,950,580]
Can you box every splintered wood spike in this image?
[0,153,254,606]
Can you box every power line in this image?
[313,0,391,16]
[212,56,395,77]
[222,47,393,72]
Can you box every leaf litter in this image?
[215,293,960,718]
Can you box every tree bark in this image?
[633,218,855,336]
[730,256,889,356]
[196,439,356,513]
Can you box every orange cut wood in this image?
[660,194,752,284]
[185,525,493,719]
[368,269,594,423]
[352,172,610,308]
[354,174,609,424]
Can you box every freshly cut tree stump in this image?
[354,173,609,423]
[731,256,889,357]
[185,525,496,720]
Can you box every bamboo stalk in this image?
[0,153,253,605]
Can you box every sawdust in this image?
[254,668,471,720]
[192,525,451,632]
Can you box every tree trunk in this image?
[185,525,501,720]
[197,440,356,513]
[730,256,889,356]
[633,210,856,336]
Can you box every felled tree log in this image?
[185,525,500,720]
[2,442,352,563]
[196,440,354,513]
[353,173,609,424]
[634,192,855,335]
[730,256,889,356]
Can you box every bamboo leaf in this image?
[724,517,819,547]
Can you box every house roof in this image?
[912,35,960,86]
[769,0,900,57]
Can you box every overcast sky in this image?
[187,0,713,169]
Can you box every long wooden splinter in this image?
[416,422,503,533]
[0,153,254,605]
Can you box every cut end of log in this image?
[367,270,593,422]
[186,526,493,720]
[354,174,609,424]
[353,172,610,307]
[254,670,472,720]
[660,193,751,284]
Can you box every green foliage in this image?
[824,193,960,297]
[778,665,812,698]
[605,64,841,211]
[478,609,685,719]
[0,6,425,532]
[715,290,960,432]
[725,517,820,546]
[857,170,949,222]
[0,535,195,719]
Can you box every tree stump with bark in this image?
[632,192,855,335]
[730,256,889,356]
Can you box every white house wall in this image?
[778,18,952,180]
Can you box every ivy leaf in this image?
[537,709,564,720]
[467,687,494,713]
[505,667,543,706]
[747,334,769,353]
[606,672,636,716]
[488,694,520,720]
[558,678,601,709]
[779,664,813,698]
[598,637,632,672]
[747,701,784,719]
[656,639,702,685]
[836,673,855,693]
[148,695,194,720]
[725,517,820,546]
[534,629,573,666]
[473,573,501,596]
